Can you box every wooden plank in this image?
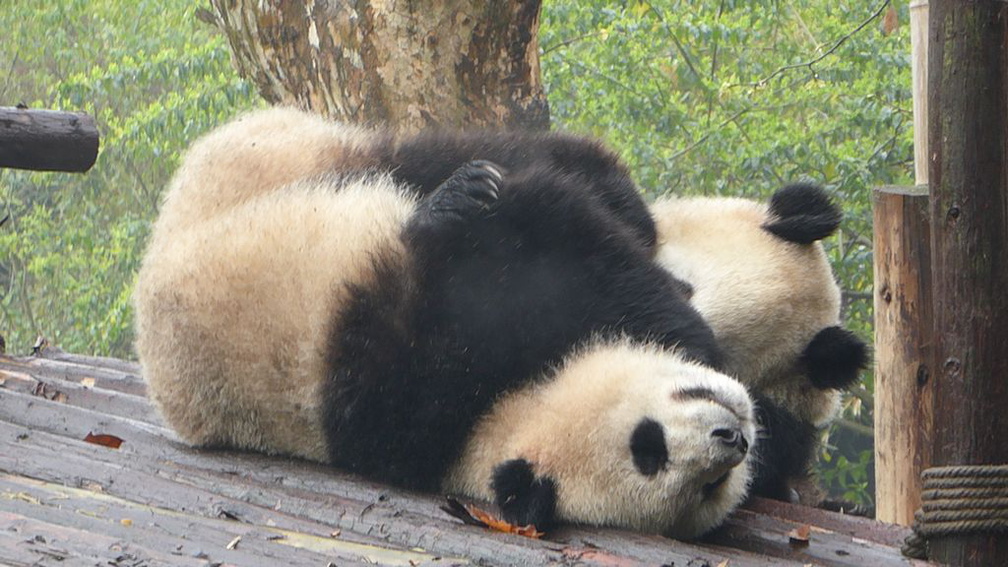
[744,497,914,549]
[872,185,934,526]
[0,351,147,397]
[0,476,416,566]
[927,1,1008,564]
[0,381,927,566]
[0,391,793,566]
[0,107,100,172]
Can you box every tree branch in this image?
[738,0,891,88]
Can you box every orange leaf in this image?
[84,432,124,449]
[788,524,811,547]
[440,497,544,538]
[882,6,898,36]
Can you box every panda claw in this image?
[418,160,504,223]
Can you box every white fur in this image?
[135,108,414,461]
[650,196,842,426]
[445,339,755,539]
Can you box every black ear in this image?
[762,183,842,244]
[801,326,869,390]
[491,459,557,530]
[630,418,669,476]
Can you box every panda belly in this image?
[135,176,415,462]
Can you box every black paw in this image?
[417,160,504,223]
[491,458,557,530]
[801,326,869,390]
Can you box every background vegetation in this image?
[1,0,911,506]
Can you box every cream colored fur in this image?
[149,107,381,242]
[135,107,415,461]
[651,196,842,426]
[444,339,756,539]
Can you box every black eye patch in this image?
[630,418,669,476]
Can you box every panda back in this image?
[135,174,415,461]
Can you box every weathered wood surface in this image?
[0,107,100,172]
[873,185,934,526]
[927,0,1008,564]
[0,348,930,566]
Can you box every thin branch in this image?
[541,30,605,56]
[833,417,874,439]
[668,107,751,162]
[736,0,891,89]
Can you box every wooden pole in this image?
[0,107,99,172]
[872,185,933,527]
[910,0,929,186]
[872,2,934,528]
[927,1,1008,564]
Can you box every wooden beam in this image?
[0,107,99,172]
[872,185,934,527]
[927,1,1008,564]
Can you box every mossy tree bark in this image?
[207,0,548,132]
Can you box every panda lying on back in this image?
[651,185,869,502]
[134,108,753,538]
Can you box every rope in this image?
[901,464,1008,560]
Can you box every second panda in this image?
[651,185,869,502]
[134,109,755,537]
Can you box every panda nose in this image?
[712,428,748,455]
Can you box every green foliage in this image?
[542,0,912,506]
[0,0,259,357]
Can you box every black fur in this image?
[749,394,818,502]
[630,418,669,476]
[491,459,558,529]
[320,161,723,490]
[381,130,659,250]
[762,183,842,244]
[801,326,869,390]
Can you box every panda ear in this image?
[801,326,870,390]
[762,183,842,244]
[630,418,669,476]
[491,459,557,530]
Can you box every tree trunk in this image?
[207,0,548,132]
[927,1,1008,564]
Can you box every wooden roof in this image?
[0,348,931,566]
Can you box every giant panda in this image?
[649,185,869,501]
[134,108,752,536]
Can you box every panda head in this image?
[445,340,756,539]
[649,184,867,425]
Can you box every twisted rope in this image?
[901,464,1008,560]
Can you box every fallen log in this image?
[0,107,100,172]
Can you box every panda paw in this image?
[801,326,869,390]
[491,458,557,531]
[417,160,504,223]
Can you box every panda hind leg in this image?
[410,160,503,228]
[491,459,558,530]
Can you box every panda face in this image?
[592,357,756,538]
[444,340,755,539]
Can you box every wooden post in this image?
[872,2,934,528]
[872,185,933,527]
[927,1,1008,564]
[0,107,99,172]
[909,0,929,186]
